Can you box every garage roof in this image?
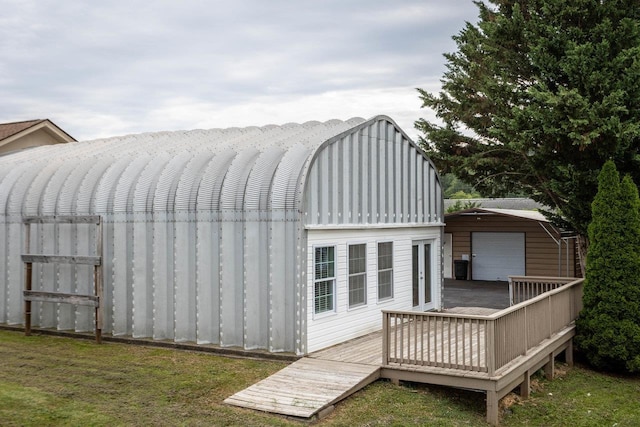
[446,207,548,222]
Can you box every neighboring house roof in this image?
[444,197,545,211]
[446,207,548,222]
[0,119,75,155]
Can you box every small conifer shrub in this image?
[576,161,640,373]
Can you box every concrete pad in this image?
[443,279,510,310]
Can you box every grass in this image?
[1,329,639,426]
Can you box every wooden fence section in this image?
[383,311,490,372]
[509,276,575,305]
[22,215,103,343]
[382,277,584,376]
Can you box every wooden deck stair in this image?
[224,357,380,419]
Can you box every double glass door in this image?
[412,240,434,311]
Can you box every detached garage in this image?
[0,115,443,355]
[444,208,577,281]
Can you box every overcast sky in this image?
[1,0,479,141]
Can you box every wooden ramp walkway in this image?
[224,357,380,419]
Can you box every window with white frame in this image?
[314,246,335,314]
[377,242,393,300]
[348,243,367,307]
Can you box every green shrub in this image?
[446,200,482,213]
[576,161,640,373]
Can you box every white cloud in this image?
[0,0,479,141]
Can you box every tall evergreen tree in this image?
[576,161,640,373]
[417,0,640,264]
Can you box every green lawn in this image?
[1,329,638,426]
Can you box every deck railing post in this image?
[524,305,529,354]
[548,294,552,339]
[382,311,389,365]
[486,319,495,376]
[508,277,514,306]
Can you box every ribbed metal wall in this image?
[302,118,442,226]
[0,115,442,355]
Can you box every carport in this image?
[444,208,577,280]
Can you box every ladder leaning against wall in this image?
[21,215,103,343]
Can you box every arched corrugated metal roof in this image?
[0,118,369,217]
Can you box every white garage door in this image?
[472,232,525,281]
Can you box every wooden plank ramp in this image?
[224,357,380,419]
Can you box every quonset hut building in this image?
[0,116,444,355]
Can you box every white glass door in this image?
[412,240,434,311]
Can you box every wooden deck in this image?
[226,278,583,425]
[226,319,573,422]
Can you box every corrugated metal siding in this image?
[302,118,442,226]
[0,118,368,354]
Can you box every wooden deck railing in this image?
[382,277,584,376]
[509,276,576,305]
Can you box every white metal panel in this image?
[174,154,214,211]
[41,164,77,215]
[100,216,114,334]
[245,150,284,209]
[113,156,153,213]
[131,153,171,212]
[112,221,132,335]
[75,157,116,214]
[5,222,23,324]
[152,216,174,340]
[195,150,236,211]
[74,223,94,332]
[471,232,525,281]
[56,222,75,330]
[152,153,193,212]
[20,163,58,215]
[54,162,95,215]
[174,220,197,342]
[0,216,6,323]
[132,218,153,338]
[243,220,269,349]
[220,149,259,210]
[195,218,220,344]
[220,220,243,347]
[93,158,133,213]
[38,223,57,328]
[269,220,288,352]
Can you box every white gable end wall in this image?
[306,227,442,353]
